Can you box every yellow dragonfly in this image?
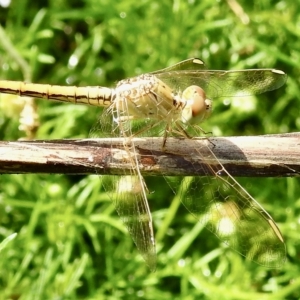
[0,58,287,271]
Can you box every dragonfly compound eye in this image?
[182,85,212,124]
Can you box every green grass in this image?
[0,0,300,299]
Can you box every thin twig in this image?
[0,133,299,177]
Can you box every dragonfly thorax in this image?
[115,74,177,121]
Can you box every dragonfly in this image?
[0,58,287,271]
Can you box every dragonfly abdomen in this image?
[0,80,114,107]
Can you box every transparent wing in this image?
[91,105,157,271]
[151,58,206,73]
[163,121,286,267]
[153,62,287,98]
[178,169,286,267]
[113,175,156,271]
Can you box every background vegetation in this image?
[0,0,299,299]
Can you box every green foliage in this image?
[0,0,299,299]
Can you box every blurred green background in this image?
[0,0,300,299]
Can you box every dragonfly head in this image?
[181,85,212,124]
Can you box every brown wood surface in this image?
[0,132,299,177]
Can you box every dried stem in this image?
[0,133,299,177]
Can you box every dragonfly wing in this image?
[178,145,286,268]
[91,108,157,271]
[151,58,206,74]
[156,69,287,98]
[114,175,157,271]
